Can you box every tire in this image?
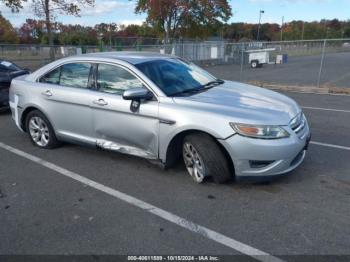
[183,133,233,184]
[25,110,60,149]
[251,61,258,68]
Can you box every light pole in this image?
[257,10,265,41]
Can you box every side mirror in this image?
[122,88,153,101]
[122,88,153,113]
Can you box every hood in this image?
[173,81,301,125]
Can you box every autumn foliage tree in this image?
[0,12,19,43]
[134,0,232,43]
[18,19,46,44]
[1,0,94,59]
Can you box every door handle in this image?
[41,90,52,97]
[93,99,108,106]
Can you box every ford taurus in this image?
[9,52,311,183]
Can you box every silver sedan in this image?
[9,52,311,183]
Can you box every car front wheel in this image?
[183,133,233,184]
[26,110,60,149]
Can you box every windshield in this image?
[135,58,217,96]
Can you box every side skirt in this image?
[96,139,158,160]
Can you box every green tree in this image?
[134,0,232,43]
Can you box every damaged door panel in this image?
[92,95,159,158]
[92,63,159,158]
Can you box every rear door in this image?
[90,63,159,159]
[37,62,96,144]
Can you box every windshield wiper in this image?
[170,79,224,97]
[202,79,225,88]
[171,88,202,97]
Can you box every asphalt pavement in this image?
[0,91,350,261]
[205,52,350,88]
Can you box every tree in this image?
[32,0,94,59]
[134,0,232,43]
[0,12,19,43]
[94,23,118,45]
[57,23,98,45]
[1,0,94,58]
[0,0,24,12]
[18,19,46,44]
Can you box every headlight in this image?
[230,123,290,139]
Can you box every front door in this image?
[91,63,159,159]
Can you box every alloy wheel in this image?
[183,142,206,183]
[28,116,50,147]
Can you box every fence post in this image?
[317,39,327,88]
[182,42,185,58]
[240,43,244,82]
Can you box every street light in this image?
[257,10,265,41]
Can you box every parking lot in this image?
[0,90,350,261]
[205,52,350,88]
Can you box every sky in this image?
[0,0,349,27]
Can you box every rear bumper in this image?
[219,123,311,178]
[9,93,24,131]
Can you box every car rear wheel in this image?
[26,110,60,149]
[183,133,233,184]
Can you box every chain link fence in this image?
[1,39,350,90]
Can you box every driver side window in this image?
[97,64,144,95]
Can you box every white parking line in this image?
[302,106,350,113]
[0,142,283,262]
[310,141,350,151]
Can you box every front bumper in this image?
[219,122,311,178]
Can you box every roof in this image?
[78,51,175,65]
